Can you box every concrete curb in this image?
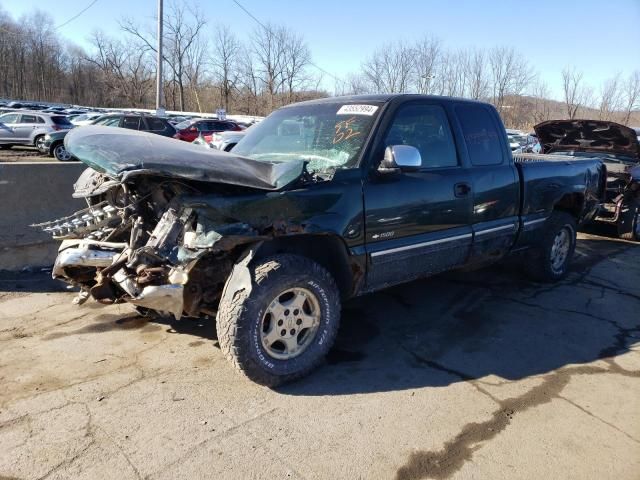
[0,161,86,270]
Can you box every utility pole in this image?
[155,0,164,114]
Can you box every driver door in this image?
[363,102,474,291]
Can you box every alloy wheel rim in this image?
[260,287,321,360]
[36,137,45,149]
[55,145,71,161]
[550,227,571,273]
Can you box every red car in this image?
[173,118,243,142]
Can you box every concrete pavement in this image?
[0,231,638,479]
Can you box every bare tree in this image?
[212,24,240,111]
[413,36,441,94]
[120,1,206,111]
[464,49,489,100]
[282,31,311,103]
[361,42,413,94]
[85,31,154,107]
[597,73,623,121]
[488,46,534,114]
[562,66,593,119]
[622,70,640,125]
[530,80,552,124]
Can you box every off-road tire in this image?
[216,254,341,387]
[524,211,577,282]
[617,199,640,242]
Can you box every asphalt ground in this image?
[0,229,639,479]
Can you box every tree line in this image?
[0,4,638,128]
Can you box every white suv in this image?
[0,112,74,150]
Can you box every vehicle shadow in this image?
[278,235,639,396]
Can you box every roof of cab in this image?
[284,93,488,108]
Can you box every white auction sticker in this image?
[336,104,378,116]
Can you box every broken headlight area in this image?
[43,202,263,319]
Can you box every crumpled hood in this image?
[534,120,640,160]
[64,125,304,191]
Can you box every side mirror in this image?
[378,145,421,174]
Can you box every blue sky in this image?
[3,0,640,99]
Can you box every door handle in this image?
[454,183,471,197]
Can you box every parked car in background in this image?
[71,112,103,126]
[91,114,176,137]
[513,134,541,154]
[533,119,640,241]
[173,118,243,142]
[39,130,75,161]
[209,129,247,151]
[0,112,74,149]
[192,129,247,151]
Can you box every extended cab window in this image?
[385,104,457,168]
[456,105,504,166]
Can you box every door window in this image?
[456,105,504,166]
[19,115,37,124]
[385,104,458,168]
[0,114,19,124]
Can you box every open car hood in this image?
[534,120,640,160]
[64,126,304,191]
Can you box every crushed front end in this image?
[34,168,261,318]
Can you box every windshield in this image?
[232,102,382,173]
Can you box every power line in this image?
[230,0,343,85]
[56,0,100,30]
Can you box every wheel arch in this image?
[252,234,360,299]
[49,140,63,156]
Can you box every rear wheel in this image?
[34,135,45,151]
[524,211,577,282]
[217,254,341,386]
[53,143,73,161]
[617,199,640,241]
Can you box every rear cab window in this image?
[456,105,505,166]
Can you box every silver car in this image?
[0,112,74,150]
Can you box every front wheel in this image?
[524,211,577,282]
[217,254,341,386]
[617,199,640,241]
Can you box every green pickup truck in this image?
[37,94,606,386]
